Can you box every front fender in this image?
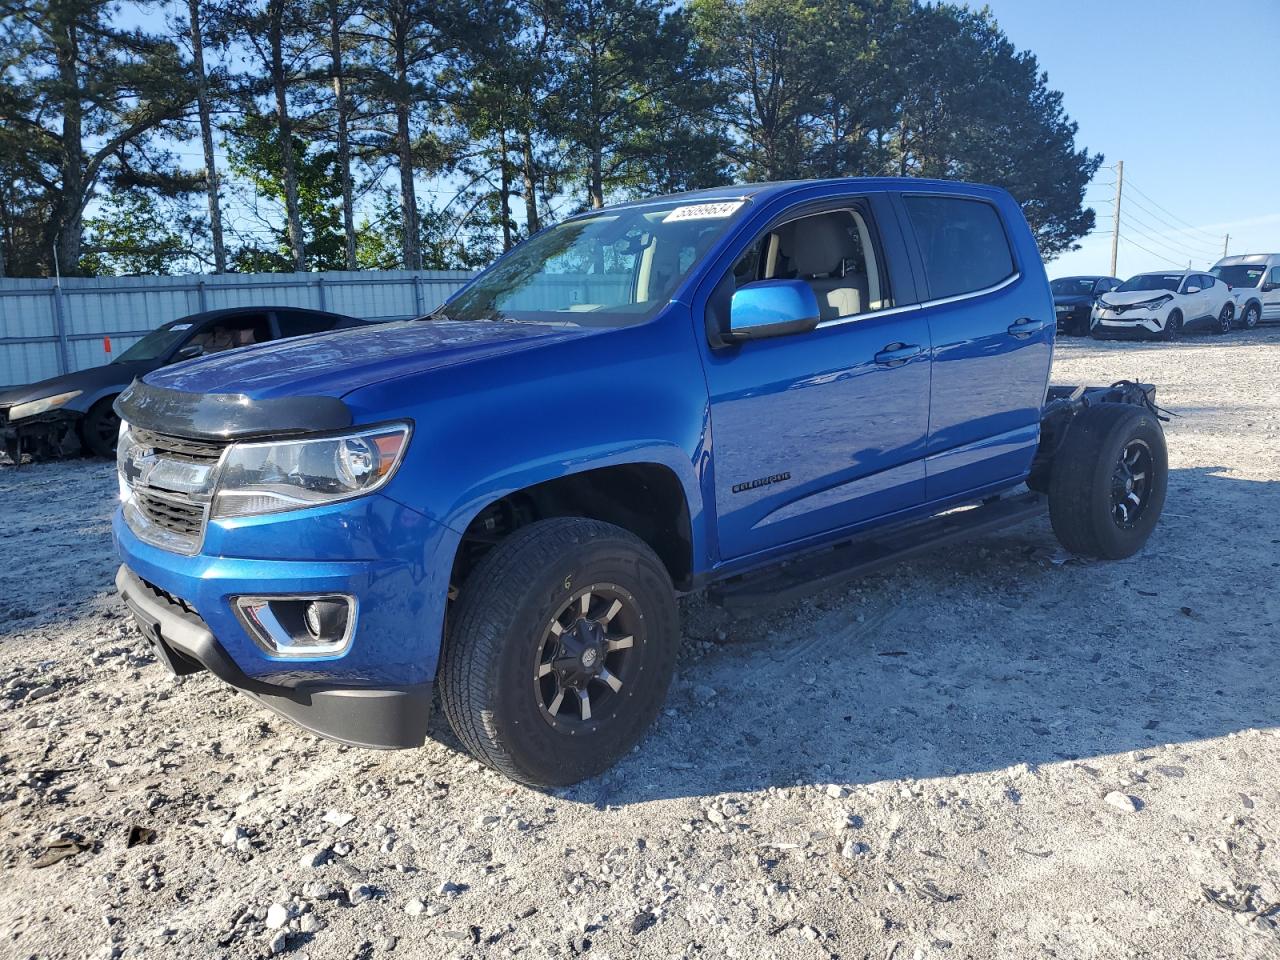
[344,310,713,571]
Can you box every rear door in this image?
[895,190,1054,502]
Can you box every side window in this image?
[902,195,1015,300]
[1271,267,1280,287]
[726,206,891,322]
[276,312,341,339]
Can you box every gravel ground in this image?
[2,329,1279,960]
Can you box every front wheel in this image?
[1048,405,1168,560]
[79,397,121,458]
[439,517,679,787]
[1161,310,1183,341]
[1214,302,1234,335]
[1240,303,1261,330]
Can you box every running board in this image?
[706,491,1047,614]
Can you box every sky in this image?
[971,0,1280,278]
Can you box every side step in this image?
[706,491,1047,614]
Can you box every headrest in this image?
[783,215,854,276]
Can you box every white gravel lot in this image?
[2,329,1279,960]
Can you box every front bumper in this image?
[1054,306,1089,333]
[1091,315,1163,339]
[118,565,432,748]
[113,491,460,749]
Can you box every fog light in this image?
[234,595,356,657]
[305,599,348,642]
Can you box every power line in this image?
[1121,192,1222,255]
[1118,233,1187,269]
[1124,178,1223,242]
[1119,211,1219,261]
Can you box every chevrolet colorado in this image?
[113,178,1169,787]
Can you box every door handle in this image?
[1007,317,1049,339]
[874,342,924,366]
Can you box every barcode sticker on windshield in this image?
[662,201,745,223]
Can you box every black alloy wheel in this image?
[1110,439,1153,529]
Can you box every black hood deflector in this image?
[114,379,352,440]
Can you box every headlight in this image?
[212,423,411,519]
[8,390,82,421]
[1137,295,1173,311]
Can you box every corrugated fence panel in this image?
[1,342,62,386]
[0,269,476,388]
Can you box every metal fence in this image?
[0,269,475,388]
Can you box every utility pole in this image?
[1223,234,1230,258]
[1109,160,1124,277]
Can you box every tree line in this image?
[0,0,1102,278]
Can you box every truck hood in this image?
[1098,290,1176,308]
[0,360,155,410]
[145,319,600,400]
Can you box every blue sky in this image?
[974,0,1280,277]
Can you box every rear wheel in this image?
[1241,303,1261,330]
[1048,405,1168,559]
[79,397,120,458]
[1161,310,1183,341]
[439,517,679,787]
[1214,302,1233,335]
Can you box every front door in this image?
[699,200,932,561]
[1264,266,1280,321]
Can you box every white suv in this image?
[1211,254,1280,330]
[1091,271,1235,340]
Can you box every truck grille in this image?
[133,488,207,538]
[121,428,229,554]
[131,428,228,464]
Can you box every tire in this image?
[79,397,121,458]
[1161,310,1182,341]
[439,517,679,787]
[1048,405,1168,560]
[1241,302,1261,330]
[1213,302,1233,335]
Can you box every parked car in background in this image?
[1091,271,1234,340]
[1211,253,1280,329]
[0,307,367,460]
[1051,275,1121,335]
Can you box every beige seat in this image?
[782,215,869,321]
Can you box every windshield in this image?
[1212,264,1267,288]
[436,199,746,327]
[1116,274,1182,293]
[1051,278,1098,295]
[114,320,194,363]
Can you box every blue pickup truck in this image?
[113,178,1169,786]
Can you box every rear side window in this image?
[276,312,341,338]
[903,195,1015,300]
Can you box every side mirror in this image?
[174,343,204,362]
[1262,283,1278,293]
[728,280,821,341]
[1185,286,1200,294]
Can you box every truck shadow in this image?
[552,467,1280,806]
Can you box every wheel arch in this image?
[449,459,698,592]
